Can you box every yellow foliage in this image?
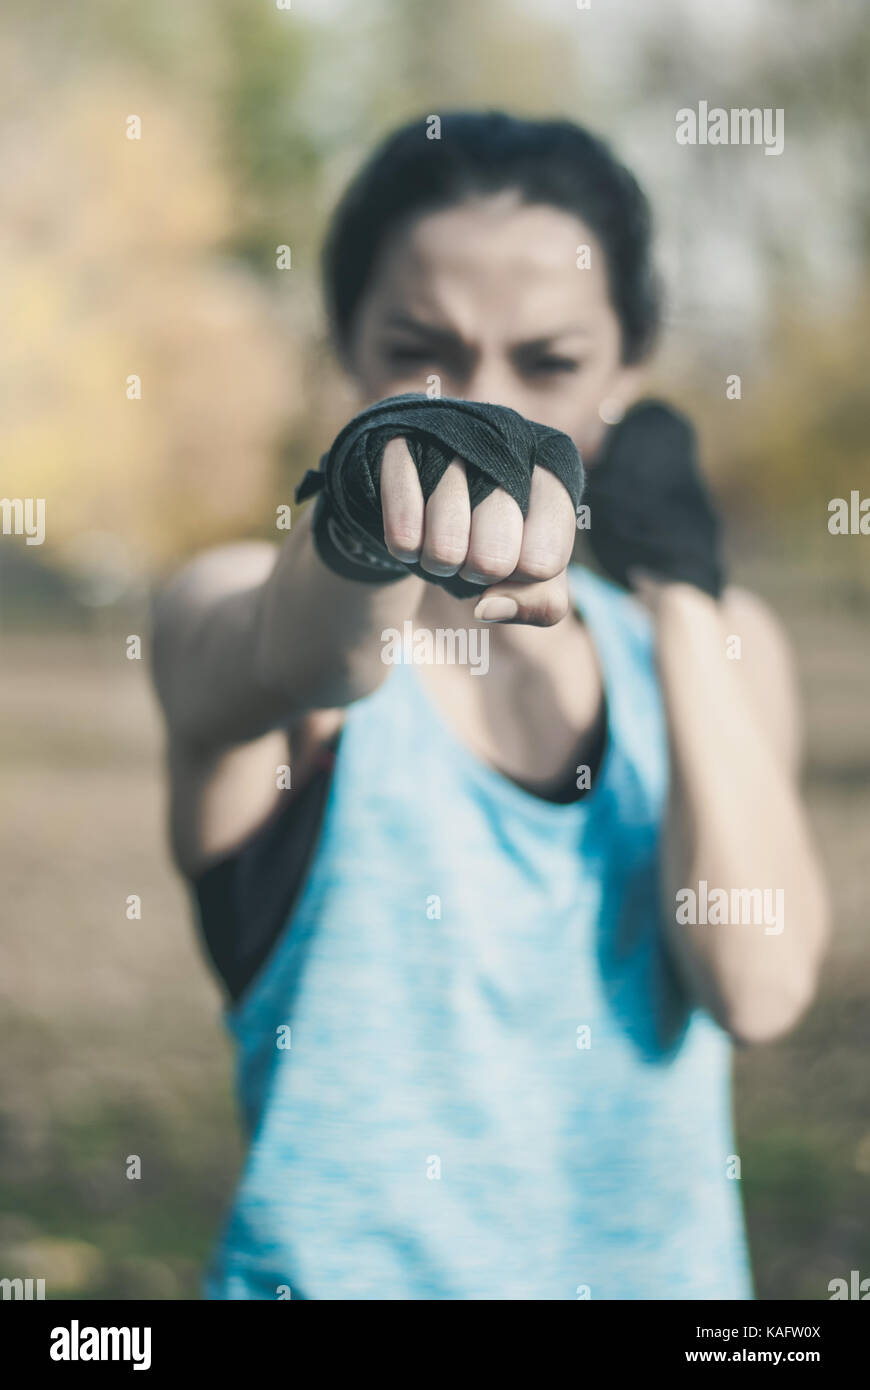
[1,55,299,570]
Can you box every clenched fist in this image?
[381,437,578,626]
[295,393,584,626]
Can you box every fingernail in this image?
[474,597,518,622]
[420,559,461,577]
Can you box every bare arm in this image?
[651,580,831,1046]
[151,429,580,753]
[150,436,576,875]
[151,506,425,754]
[149,504,430,878]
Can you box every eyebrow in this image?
[382,313,459,345]
[382,313,593,347]
[518,329,594,348]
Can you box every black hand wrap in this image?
[295,392,584,599]
[584,399,726,598]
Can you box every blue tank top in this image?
[204,565,753,1300]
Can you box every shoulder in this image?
[153,540,279,623]
[586,571,804,777]
[151,540,279,699]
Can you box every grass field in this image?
[1,540,868,1300]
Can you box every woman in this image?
[152,112,830,1300]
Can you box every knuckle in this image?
[423,536,467,569]
[516,549,560,583]
[535,593,567,627]
[464,548,516,581]
[386,521,421,552]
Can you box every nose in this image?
[459,361,519,411]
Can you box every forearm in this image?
[254,505,426,711]
[655,584,830,1044]
[152,508,425,750]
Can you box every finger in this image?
[457,486,524,586]
[420,457,471,576]
[514,468,576,582]
[380,436,424,562]
[473,571,570,628]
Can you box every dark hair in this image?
[322,110,662,365]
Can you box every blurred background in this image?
[1,0,868,1299]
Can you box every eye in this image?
[531,356,581,374]
[385,345,435,365]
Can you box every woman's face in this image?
[345,190,644,461]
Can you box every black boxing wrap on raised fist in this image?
[583,399,726,598]
[295,393,584,599]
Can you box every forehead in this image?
[363,193,614,340]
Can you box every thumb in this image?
[473,571,570,627]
